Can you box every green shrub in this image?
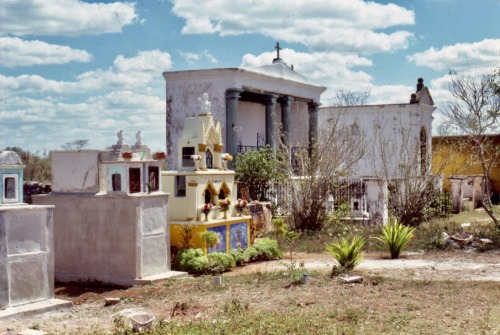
[173,249,236,275]
[230,248,250,266]
[207,253,236,275]
[252,238,282,261]
[375,219,416,259]
[173,248,209,274]
[325,236,365,271]
[242,246,260,262]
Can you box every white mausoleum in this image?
[163,46,326,170]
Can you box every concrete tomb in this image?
[33,133,178,286]
[0,151,57,310]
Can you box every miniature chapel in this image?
[162,94,251,253]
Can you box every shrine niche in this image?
[162,93,251,254]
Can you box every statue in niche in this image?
[198,93,211,114]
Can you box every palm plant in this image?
[325,236,365,271]
[375,218,416,259]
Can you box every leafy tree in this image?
[442,69,500,228]
[233,145,287,201]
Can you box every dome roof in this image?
[0,151,23,166]
[243,58,311,85]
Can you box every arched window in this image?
[420,127,427,175]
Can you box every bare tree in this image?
[281,112,366,231]
[370,116,454,226]
[330,87,371,107]
[442,70,500,227]
[61,139,89,150]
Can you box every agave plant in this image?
[325,236,365,271]
[376,218,416,259]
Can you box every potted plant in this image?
[122,152,133,159]
[153,151,166,160]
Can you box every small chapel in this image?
[162,93,251,253]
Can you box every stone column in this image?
[279,96,293,148]
[264,94,278,149]
[225,89,243,164]
[449,177,465,213]
[308,102,320,156]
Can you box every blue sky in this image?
[1,0,499,153]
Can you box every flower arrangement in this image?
[201,203,213,215]
[191,154,201,161]
[217,197,231,211]
[235,198,247,215]
[221,153,233,161]
[217,197,231,219]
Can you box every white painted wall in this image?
[318,103,435,178]
[33,193,170,286]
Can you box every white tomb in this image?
[33,133,180,286]
[0,151,57,309]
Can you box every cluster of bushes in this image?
[172,238,282,275]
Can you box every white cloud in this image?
[0,37,92,67]
[180,52,201,64]
[242,48,373,102]
[172,0,415,54]
[407,39,500,71]
[1,50,172,96]
[180,50,219,65]
[1,50,171,152]
[1,0,137,36]
[204,50,218,64]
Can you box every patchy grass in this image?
[78,272,500,335]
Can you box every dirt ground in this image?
[1,249,499,335]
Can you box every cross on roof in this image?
[275,42,281,59]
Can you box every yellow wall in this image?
[432,135,500,195]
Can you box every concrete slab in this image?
[0,299,72,321]
[133,271,188,286]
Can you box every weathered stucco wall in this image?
[318,103,435,178]
[33,193,170,286]
[0,205,54,307]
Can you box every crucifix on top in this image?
[275,42,281,59]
